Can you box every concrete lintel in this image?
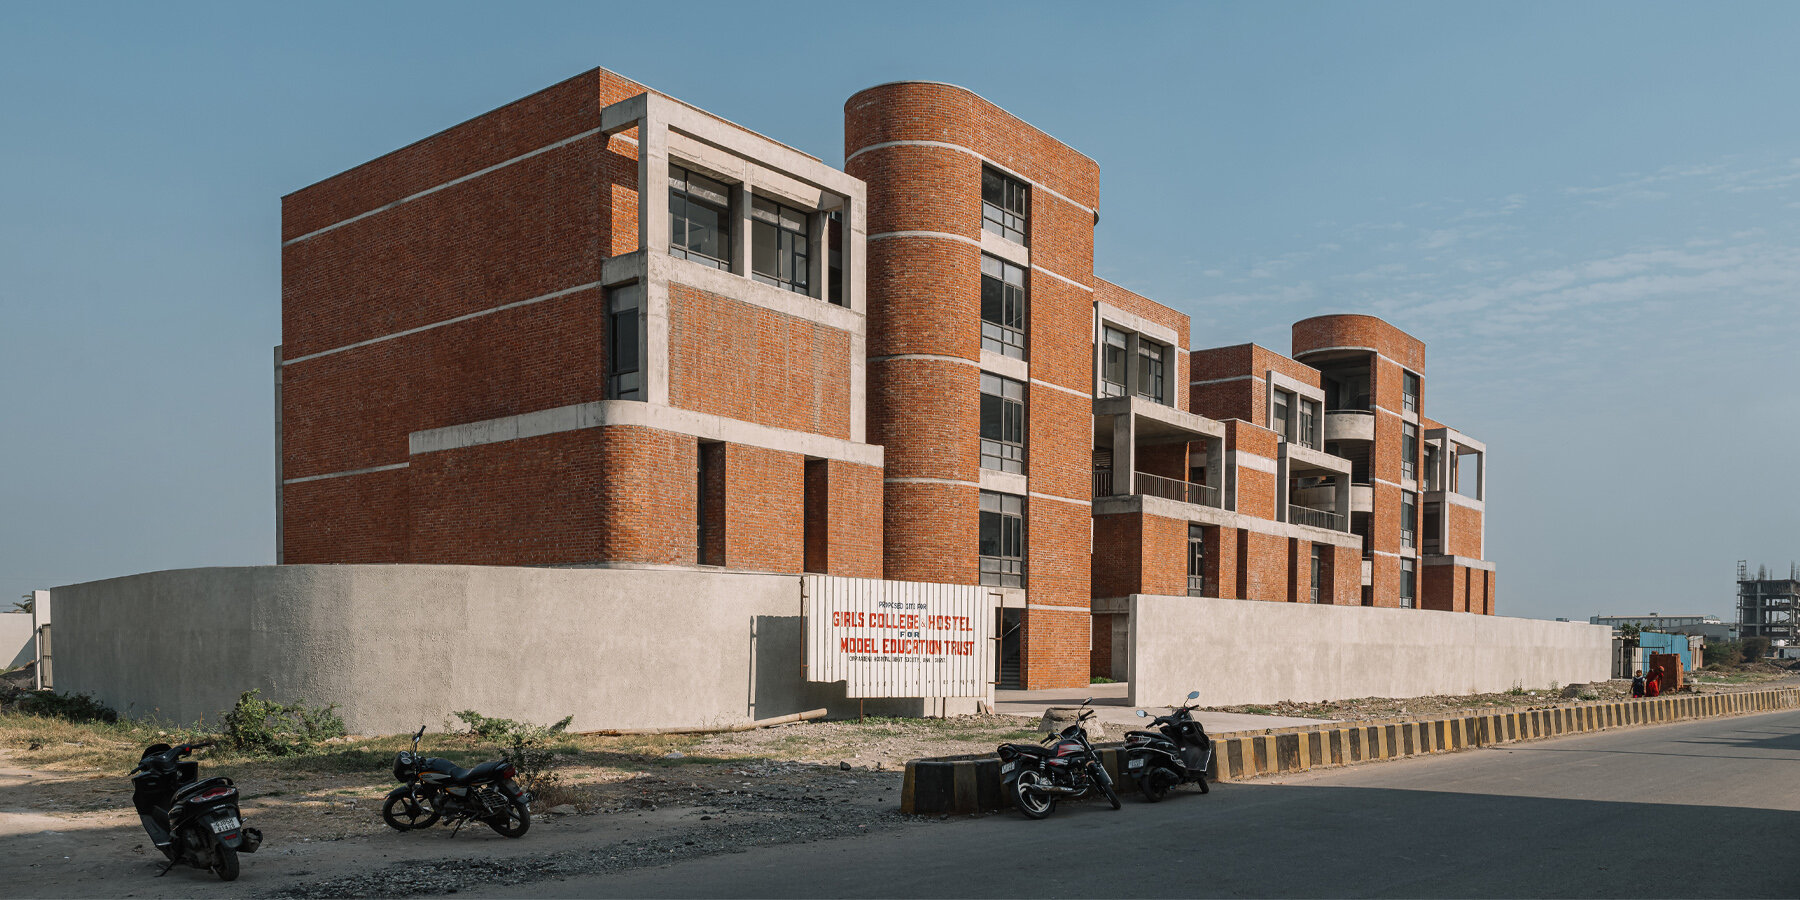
[979,229,1028,268]
[1426,489,1486,512]
[979,349,1029,384]
[1095,494,1361,550]
[1426,425,1487,454]
[979,468,1028,496]
[408,400,883,468]
[1421,554,1496,572]
[1281,442,1351,476]
[603,93,861,199]
[1093,395,1225,441]
[601,251,646,287]
[1091,596,1132,614]
[1095,302,1180,349]
[657,255,863,333]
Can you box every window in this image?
[981,167,1028,243]
[1272,390,1292,440]
[751,195,809,294]
[1100,327,1129,397]
[669,165,732,269]
[1401,491,1417,550]
[979,491,1025,587]
[826,210,844,306]
[1298,399,1320,449]
[1402,371,1420,414]
[607,284,643,400]
[1423,501,1442,555]
[1423,443,1440,491]
[981,255,1027,358]
[1188,524,1206,596]
[697,442,724,566]
[980,373,1026,474]
[1400,558,1416,608]
[1309,545,1323,603]
[1137,340,1167,404]
[1401,422,1418,481]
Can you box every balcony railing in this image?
[1289,503,1346,532]
[1092,469,1222,508]
[1136,472,1222,508]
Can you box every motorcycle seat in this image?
[1125,730,1169,741]
[1002,743,1056,758]
[423,758,510,784]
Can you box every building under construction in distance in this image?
[1737,561,1800,643]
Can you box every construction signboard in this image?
[802,575,992,698]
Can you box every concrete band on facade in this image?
[899,687,1800,815]
[47,565,982,735]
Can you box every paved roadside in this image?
[995,684,1333,732]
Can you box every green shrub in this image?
[220,690,345,756]
[14,690,117,723]
[454,710,573,799]
[1089,676,1116,684]
[1707,640,1743,668]
[1742,637,1771,662]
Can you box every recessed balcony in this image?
[1092,469,1222,509]
[1324,409,1375,442]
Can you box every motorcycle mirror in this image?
[1188,691,1200,700]
[1136,710,1149,717]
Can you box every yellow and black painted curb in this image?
[900,687,1800,815]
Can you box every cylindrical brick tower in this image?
[846,82,1100,689]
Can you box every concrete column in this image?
[1334,472,1350,530]
[732,185,751,276]
[638,119,669,256]
[808,208,827,302]
[1112,413,1135,495]
[1275,452,1291,523]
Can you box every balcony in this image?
[1324,409,1375,442]
[1289,503,1345,532]
[1092,468,1222,509]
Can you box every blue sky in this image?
[3,1,1797,622]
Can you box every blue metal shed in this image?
[1635,631,1691,673]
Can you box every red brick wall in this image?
[1421,563,1462,612]
[282,468,408,564]
[1096,279,1190,410]
[821,461,884,578]
[1091,511,1187,598]
[1446,502,1485,558]
[1291,314,1426,374]
[719,444,803,572]
[1090,613,1114,677]
[1241,531,1288,603]
[667,282,854,440]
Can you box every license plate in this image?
[1000,761,1016,774]
[1127,759,1145,769]
[210,816,239,834]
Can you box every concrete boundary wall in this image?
[1129,594,1612,707]
[901,688,1800,815]
[1,613,34,670]
[48,565,879,734]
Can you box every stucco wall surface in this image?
[1,613,35,670]
[1128,594,1610,707]
[49,565,851,734]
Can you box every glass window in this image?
[825,210,844,307]
[1272,391,1292,440]
[1137,340,1167,404]
[607,283,643,400]
[1310,545,1323,603]
[1400,558,1417,608]
[1188,524,1206,596]
[1402,422,1418,481]
[1401,491,1417,550]
[750,195,809,294]
[981,167,1028,244]
[1100,327,1129,397]
[980,254,1027,358]
[669,165,733,270]
[979,491,1025,587]
[1298,399,1320,449]
[1403,371,1421,414]
[980,373,1026,474]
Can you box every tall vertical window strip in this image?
[607,284,643,400]
[751,195,809,294]
[979,491,1025,587]
[1137,340,1167,404]
[1310,545,1323,603]
[1401,491,1417,549]
[980,373,1026,474]
[981,167,1028,243]
[1402,421,1419,481]
[1299,399,1320,449]
[1403,371,1421,414]
[1188,525,1206,596]
[1400,558,1417,608]
[980,254,1027,358]
[1100,327,1129,397]
[1272,391,1292,440]
[669,165,732,270]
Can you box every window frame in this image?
[668,164,733,270]
[979,491,1026,588]
[1401,490,1417,550]
[1100,327,1129,398]
[981,167,1028,244]
[1136,339,1168,404]
[1309,544,1323,603]
[1402,370,1421,414]
[750,194,810,295]
[1402,421,1419,481]
[606,283,644,401]
[1272,390,1293,441]
[1400,558,1417,608]
[979,372,1027,474]
[1187,524,1206,597]
[980,254,1028,359]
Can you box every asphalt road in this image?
[493,708,1800,898]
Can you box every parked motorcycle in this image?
[1125,690,1212,801]
[383,726,532,838]
[130,740,261,880]
[996,699,1121,819]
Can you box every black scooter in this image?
[130,741,261,880]
[997,699,1121,819]
[1125,690,1213,801]
[382,726,532,838]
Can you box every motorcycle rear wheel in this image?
[212,845,239,881]
[1139,767,1172,802]
[486,796,531,838]
[1012,771,1056,819]
[382,790,441,831]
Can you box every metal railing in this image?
[1289,503,1346,532]
[1135,472,1221,508]
[1188,575,1206,597]
[1092,468,1115,498]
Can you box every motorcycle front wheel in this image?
[1012,771,1056,819]
[382,789,442,831]
[486,796,531,838]
[1098,775,1122,810]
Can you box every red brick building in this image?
[279,69,1495,691]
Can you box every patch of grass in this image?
[1090,676,1116,684]
[1239,705,1273,715]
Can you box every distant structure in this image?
[1589,613,1732,642]
[1736,560,1799,643]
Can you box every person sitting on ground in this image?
[1646,670,1662,698]
[1631,670,1645,698]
